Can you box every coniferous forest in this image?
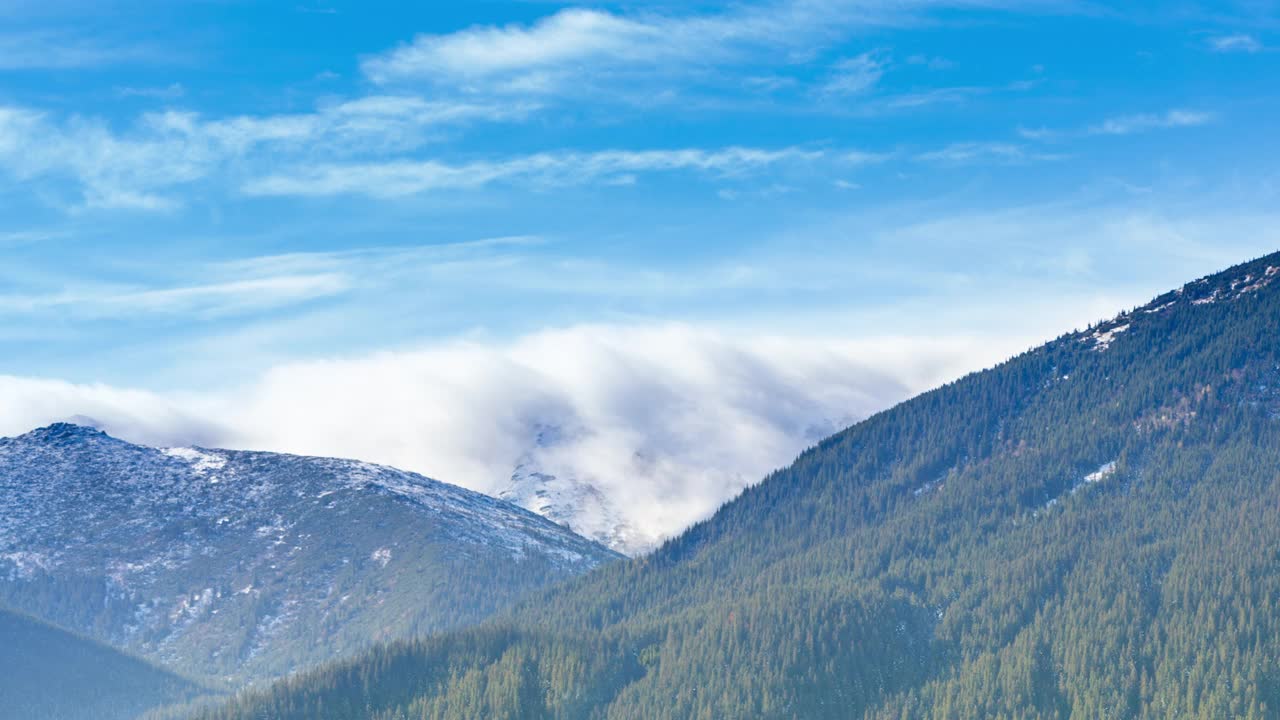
[189,253,1280,719]
[0,607,201,720]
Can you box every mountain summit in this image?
[203,251,1280,719]
[498,426,648,555]
[0,425,619,688]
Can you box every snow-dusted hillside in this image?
[0,423,619,686]
[498,420,848,556]
[499,459,645,555]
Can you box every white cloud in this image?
[363,9,662,85]
[242,146,825,198]
[107,275,350,316]
[1088,109,1215,136]
[0,376,228,448]
[210,235,544,278]
[1207,34,1263,53]
[115,83,186,100]
[842,149,893,164]
[181,96,532,154]
[0,94,821,208]
[867,84,1005,112]
[0,96,529,210]
[1016,125,1059,141]
[1015,109,1217,144]
[0,106,205,209]
[0,274,350,318]
[360,5,824,90]
[0,30,152,70]
[915,141,1066,164]
[820,51,888,95]
[360,1,1047,94]
[906,54,954,70]
[0,324,1018,549]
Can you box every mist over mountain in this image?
[3,327,990,557]
[199,253,1280,719]
[496,418,849,555]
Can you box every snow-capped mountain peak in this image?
[0,423,619,685]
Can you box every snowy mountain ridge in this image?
[0,423,619,686]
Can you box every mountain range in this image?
[0,424,619,694]
[193,252,1280,719]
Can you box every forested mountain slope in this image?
[202,252,1280,719]
[0,426,619,688]
[0,607,202,720]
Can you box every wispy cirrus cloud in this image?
[1088,109,1215,135]
[102,275,350,316]
[0,96,532,210]
[1207,34,1263,53]
[0,30,157,70]
[0,106,206,210]
[363,9,659,86]
[114,83,186,100]
[211,235,545,278]
[0,2,1087,213]
[0,235,544,323]
[0,274,350,318]
[156,95,534,154]
[844,77,1039,115]
[915,141,1067,164]
[1018,108,1216,142]
[360,1,1060,97]
[361,5,828,90]
[819,51,889,96]
[242,146,827,198]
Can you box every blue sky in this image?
[1,0,1277,386]
[2,1,1279,539]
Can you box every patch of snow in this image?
[169,587,215,623]
[1,551,53,579]
[1035,460,1118,518]
[163,447,228,482]
[1090,323,1130,351]
[371,547,392,568]
[1083,461,1117,484]
[912,481,942,497]
[1238,273,1273,295]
